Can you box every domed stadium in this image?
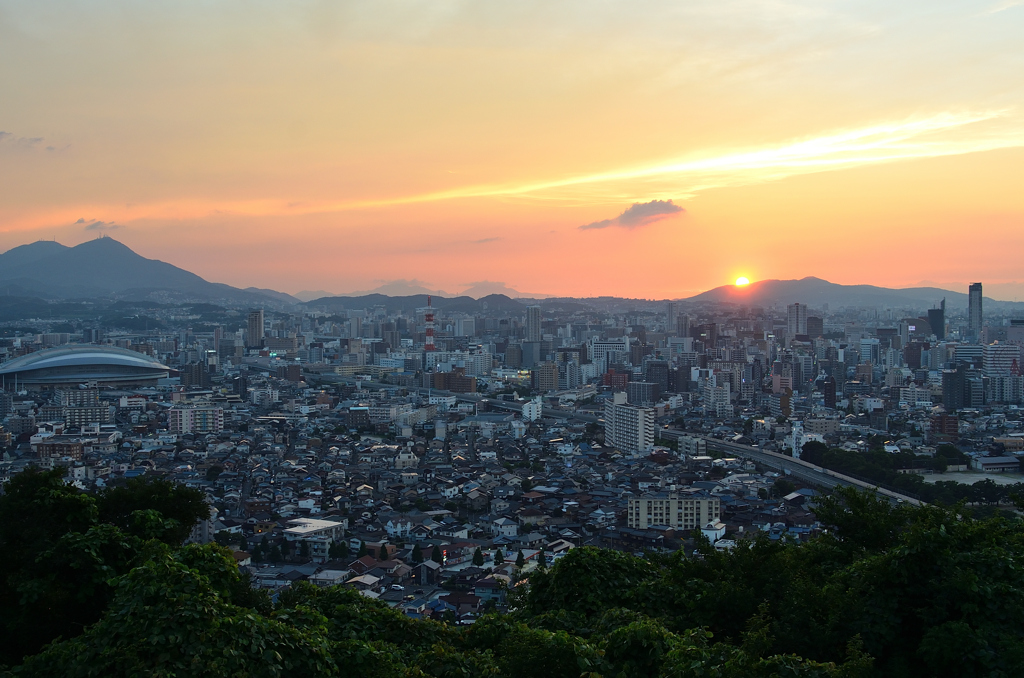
[0,345,170,389]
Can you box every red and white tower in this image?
[424,295,436,352]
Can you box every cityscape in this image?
[3,1,1024,675]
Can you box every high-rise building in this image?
[604,392,655,455]
[247,310,265,349]
[968,283,983,341]
[928,299,946,341]
[787,303,807,337]
[525,305,542,342]
[531,361,559,392]
[984,342,1022,376]
[806,316,824,338]
[675,314,690,338]
[666,303,677,333]
[822,374,837,409]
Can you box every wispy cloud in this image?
[78,218,121,232]
[470,236,502,244]
[326,109,1024,209]
[7,109,1024,234]
[981,0,1024,14]
[580,200,684,230]
[0,131,50,152]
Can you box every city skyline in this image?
[3,2,1024,298]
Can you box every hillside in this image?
[304,292,526,314]
[683,276,1022,311]
[0,238,297,307]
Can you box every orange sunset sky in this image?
[2,1,1024,300]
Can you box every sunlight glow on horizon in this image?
[2,1,1024,298]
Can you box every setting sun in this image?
[735,277,750,286]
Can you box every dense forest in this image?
[2,469,1024,677]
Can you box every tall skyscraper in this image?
[928,299,945,341]
[246,309,264,349]
[787,303,807,337]
[968,283,983,341]
[525,305,542,342]
[666,302,677,334]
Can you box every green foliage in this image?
[412,544,423,563]
[473,548,484,566]
[13,546,335,677]
[431,545,443,563]
[526,547,657,617]
[329,541,349,560]
[96,476,209,545]
[5,475,1024,678]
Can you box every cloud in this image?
[580,199,684,230]
[0,131,45,150]
[982,0,1023,14]
[81,219,121,232]
[470,236,502,244]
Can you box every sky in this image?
[2,1,1024,300]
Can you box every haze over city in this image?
[3,1,1024,298]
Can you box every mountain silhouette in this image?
[0,237,296,306]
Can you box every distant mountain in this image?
[304,293,525,314]
[458,281,554,299]
[293,290,339,302]
[332,279,453,297]
[0,238,298,306]
[684,276,1022,311]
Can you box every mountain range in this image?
[0,238,1019,313]
[684,276,1021,311]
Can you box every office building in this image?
[525,305,542,342]
[928,299,946,341]
[247,309,265,349]
[531,361,559,392]
[968,283,983,341]
[984,342,1021,376]
[787,303,807,337]
[806,316,824,338]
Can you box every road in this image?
[687,434,924,505]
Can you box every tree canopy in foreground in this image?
[2,469,1023,677]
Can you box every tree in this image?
[473,548,484,566]
[204,465,223,482]
[299,540,310,559]
[329,541,349,560]
[494,549,504,565]
[516,550,525,569]
[378,543,389,560]
[358,541,368,558]
[411,544,424,563]
[251,543,263,561]
[431,545,444,563]
[537,548,547,569]
[268,545,282,563]
[772,478,796,498]
[95,477,209,545]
